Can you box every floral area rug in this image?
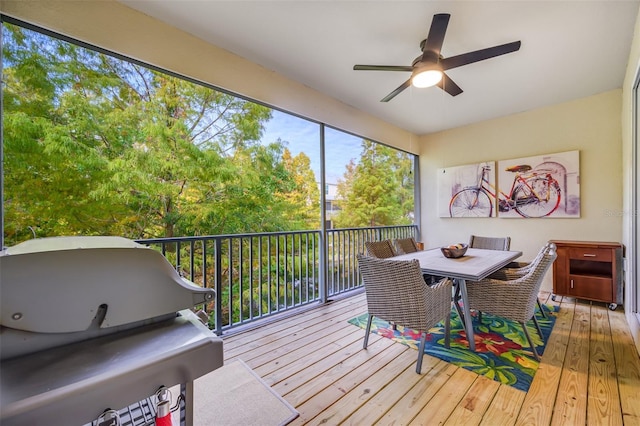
[348,304,558,392]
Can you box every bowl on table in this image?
[441,243,468,258]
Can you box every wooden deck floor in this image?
[222,291,640,425]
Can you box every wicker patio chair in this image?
[468,235,511,251]
[488,242,553,318]
[356,254,453,373]
[393,237,442,285]
[454,235,513,315]
[364,240,401,331]
[489,242,553,281]
[364,240,396,259]
[394,237,420,254]
[465,245,557,360]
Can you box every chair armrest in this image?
[426,278,453,322]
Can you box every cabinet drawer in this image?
[568,247,612,262]
[568,275,613,303]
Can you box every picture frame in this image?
[437,161,497,218]
[497,150,580,218]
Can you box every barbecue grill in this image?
[0,236,224,425]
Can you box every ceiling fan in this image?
[353,13,521,102]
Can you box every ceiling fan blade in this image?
[421,13,450,62]
[353,65,413,72]
[437,73,463,96]
[381,79,411,102]
[441,41,521,70]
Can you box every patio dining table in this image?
[392,247,522,351]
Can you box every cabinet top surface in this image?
[550,240,622,248]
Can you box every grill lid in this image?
[0,236,215,333]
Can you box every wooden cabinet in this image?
[551,240,623,310]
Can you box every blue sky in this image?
[260,110,364,184]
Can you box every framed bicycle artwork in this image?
[438,150,580,218]
[438,161,497,217]
[498,150,580,218]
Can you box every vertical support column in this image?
[0,20,5,250]
[413,155,422,242]
[319,124,327,303]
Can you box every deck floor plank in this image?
[260,327,365,383]
[479,385,526,426]
[283,336,396,407]
[249,307,368,373]
[268,332,381,390]
[289,343,409,425]
[340,356,443,425]
[587,303,624,425]
[224,294,366,362]
[443,375,501,426]
[306,349,419,425]
[220,290,637,426]
[374,361,458,425]
[550,300,590,425]
[408,367,478,425]
[515,297,575,425]
[608,307,640,424]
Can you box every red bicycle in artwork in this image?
[449,164,561,218]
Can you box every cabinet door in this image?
[568,274,614,303]
[553,247,569,295]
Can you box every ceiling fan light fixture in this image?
[353,13,521,101]
[411,68,443,88]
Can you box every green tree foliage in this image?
[1,23,417,331]
[280,147,321,230]
[2,24,321,244]
[333,140,414,227]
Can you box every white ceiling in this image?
[120,1,639,135]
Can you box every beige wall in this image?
[418,90,623,293]
[622,5,640,354]
[0,0,416,153]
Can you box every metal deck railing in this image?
[137,225,417,334]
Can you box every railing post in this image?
[214,237,223,335]
[319,230,326,303]
[319,124,328,303]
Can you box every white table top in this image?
[392,247,522,281]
